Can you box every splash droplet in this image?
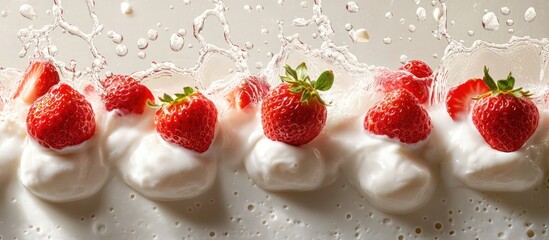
[255,5,264,12]
[261,28,269,35]
[137,38,148,50]
[399,18,406,24]
[383,37,392,44]
[355,29,369,42]
[506,19,514,26]
[19,4,37,20]
[177,29,187,37]
[244,41,254,50]
[412,0,420,4]
[300,1,308,8]
[416,7,426,22]
[243,5,252,12]
[500,7,510,15]
[107,31,124,44]
[147,29,158,41]
[524,7,536,22]
[346,2,359,13]
[120,1,133,15]
[1,10,7,17]
[47,45,58,56]
[170,33,184,51]
[137,52,146,59]
[385,12,393,19]
[408,25,416,33]
[467,30,474,36]
[482,12,500,31]
[115,44,128,57]
[400,55,408,64]
[183,0,191,5]
[255,62,263,69]
[345,23,353,31]
[433,8,442,22]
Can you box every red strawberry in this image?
[472,67,539,152]
[153,87,217,153]
[26,83,96,149]
[13,60,60,104]
[446,78,490,121]
[227,75,270,109]
[378,70,430,104]
[364,89,432,144]
[399,60,433,78]
[101,75,154,116]
[261,63,333,146]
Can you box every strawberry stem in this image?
[148,86,197,108]
[279,62,334,105]
[481,66,530,99]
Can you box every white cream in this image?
[119,133,217,200]
[341,118,436,214]
[19,137,109,202]
[104,108,218,201]
[432,108,544,192]
[0,101,27,179]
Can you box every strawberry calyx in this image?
[476,66,532,99]
[148,86,196,108]
[280,62,334,105]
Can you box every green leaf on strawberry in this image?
[480,66,531,99]
[279,62,334,105]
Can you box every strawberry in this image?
[472,67,539,152]
[13,60,60,104]
[399,60,433,79]
[26,83,96,149]
[153,87,217,153]
[261,63,333,146]
[227,75,270,109]
[378,70,430,104]
[101,75,154,116]
[364,89,432,144]
[446,78,490,121]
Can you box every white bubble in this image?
[400,55,408,64]
[183,0,191,5]
[245,41,254,49]
[355,29,369,42]
[267,52,274,57]
[416,7,426,22]
[107,31,124,44]
[47,45,58,56]
[1,10,7,17]
[312,33,318,39]
[524,7,536,22]
[500,7,510,15]
[169,5,174,10]
[261,28,269,35]
[137,38,148,50]
[19,4,37,20]
[385,12,393,19]
[508,29,514,34]
[18,49,27,58]
[345,23,353,31]
[412,0,420,4]
[467,30,474,36]
[346,2,359,13]
[408,25,416,33]
[170,33,184,51]
[399,18,406,24]
[482,12,500,31]
[147,29,158,41]
[300,1,308,8]
[187,43,193,49]
[115,44,128,57]
[506,19,514,26]
[432,53,438,59]
[383,37,392,44]
[255,62,263,69]
[137,52,146,59]
[177,29,186,37]
[255,5,264,12]
[120,1,133,15]
[243,5,252,12]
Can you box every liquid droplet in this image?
[18,49,27,58]
[408,25,416,33]
[177,29,187,37]
[187,44,193,49]
[115,44,128,57]
[346,2,359,13]
[137,38,148,50]
[243,5,252,12]
[482,12,500,31]
[467,30,474,36]
[432,53,438,59]
[416,7,426,22]
[383,37,392,44]
[47,45,58,56]
[183,0,191,5]
[524,7,536,22]
[385,12,393,19]
[147,29,158,41]
[170,33,184,51]
[433,8,442,22]
[355,29,369,42]
[312,33,318,39]
[120,1,133,15]
[500,7,510,15]
[400,55,408,64]
[412,0,420,4]
[300,1,308,8]
[261,28,269,35]
[266,52,274,57]
[399,18,406,24]
[255,62,263,69]
[345,23,353,31]
[244,41,254,49]
[508,29,514,34]
[137,52,146,59]
[107,31,124,44]
[19,4,37,20]
[255,5,264,12]
[1,10,7,17]
[506,19,514,26]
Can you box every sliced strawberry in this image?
[378,70,430,104]
[446,78,490,121]
[13,60,60,104]
[227,75,270,109]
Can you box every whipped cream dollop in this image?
[432,108,544,191]
[105,109,218,200]
[19,137,109,202]
[341,118,436,214]
[243,109,342,191]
